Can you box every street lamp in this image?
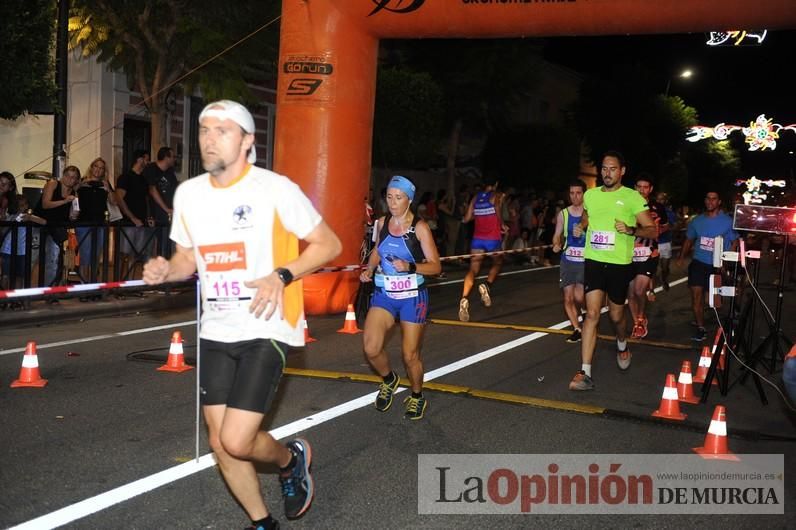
[665,69,693,96]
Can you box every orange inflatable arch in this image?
[274,0,796,315]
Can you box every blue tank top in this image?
[562,208,586,263]
[374,217,425,288]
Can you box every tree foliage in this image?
[678,140,741,207]
[379,38,546,192]
[573,77,698,176]
[572,73,744,206]
[69,0,280,153]
[404,39,545,136]
[0,0,56,120]
[373,68,444,169]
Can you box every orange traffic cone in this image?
[337,304,362,334]
[677,360,700,404]
[693,405,739,461]
[651,373,687,421]
[11,341,48,388]
[692,346,718,386]
[158,331,194,373]
[303,314,317,343]
[718,344,726,371]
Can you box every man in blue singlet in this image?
[677,191,738,341]
[553,180,587,343]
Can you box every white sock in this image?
[617,339,627,351]
[581,364,592,377]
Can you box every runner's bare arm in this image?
[461,197,476,223]
[632,209,657,239]
[284,220,342,280]
[143,244,196,285]
[552,210,565,253]
[572,210,589,237]
[361,216,384,282]
[676,237,695,268]
[245,220,341,320]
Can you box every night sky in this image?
[543,30,796,180]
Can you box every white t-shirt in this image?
[170,165,322,346]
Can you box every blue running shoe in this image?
[280,439,314,519]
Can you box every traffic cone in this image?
[157,331,194,372]
[718,344,726,371]
[692,346,718,386]
[693,405,739,461]
[651,373,687,421]
[303,314,317,343]
[11,341,48,388]
[677,360,700,404]
[337,304,362,334]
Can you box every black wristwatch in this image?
[275,267,294,286]
[408,262,417,274]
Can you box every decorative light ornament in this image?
[687,114,796,151]
[706,30,767,46]
[735,176,786,205]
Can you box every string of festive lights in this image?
[705,30,767,46]
[686,114,796,151]
[734,176,787,205]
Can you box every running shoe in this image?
[662,281,670,292]
[245,522,280,530]
[616,348,632,371]
[375,372,400,411]
[692,327,707,342]
[569,371,594,390]
[566,329,582,343]
[478,283,492,307]
[280,439,314,520]
[458,298,470,322]
[403,395,428,420]
[631,317,648,339]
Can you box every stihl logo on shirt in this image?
[199,242,247,271]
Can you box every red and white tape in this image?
[0,244,554,299]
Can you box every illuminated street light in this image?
[665,69,694,96]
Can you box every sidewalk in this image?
[0,287,196,327]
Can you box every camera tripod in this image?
[738,235,793,383]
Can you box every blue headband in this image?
[388,175,416,201]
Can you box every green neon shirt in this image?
[583,186,648,264]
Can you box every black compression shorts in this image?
[200,338,286,413]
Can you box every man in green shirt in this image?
[569,151,656,390]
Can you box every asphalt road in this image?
[1,261,794,529]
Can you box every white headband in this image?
[199,100,257,163]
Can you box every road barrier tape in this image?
[0,279,148,299]
[0,244,554,299]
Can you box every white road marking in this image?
[9,275,688,529]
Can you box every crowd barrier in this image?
[0,220,173,291]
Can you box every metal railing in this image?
[0,220,174,290]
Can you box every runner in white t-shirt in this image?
[144,100,341,529]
